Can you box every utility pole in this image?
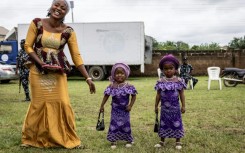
[70,1,74,23]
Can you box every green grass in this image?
[0,77,244,153]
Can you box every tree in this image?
[208,42,220,50]
[190,45,199,50]
[152,38,159,49]
[163,41,177,50]
[176,41,189,50]
[192,42,220,50]
[229,36,245,49]
[152,37,222,51]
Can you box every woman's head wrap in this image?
[109,63,130,82]
[159,54,180,70]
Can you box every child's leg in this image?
[111,142,117,149]
[175,138,182,149]
[176,138,180,143]
[160,137,165,144]
[154,137,165,148]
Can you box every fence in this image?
[131,49,245,76]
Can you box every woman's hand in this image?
[86,79,96,94]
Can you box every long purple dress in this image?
[104,83,137,143]
[155,77,186,138]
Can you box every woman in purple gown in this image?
[154,54,186,150]
[99,63,137,149]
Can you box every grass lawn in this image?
[0,76,244,153]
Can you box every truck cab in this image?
[0,40,18,66]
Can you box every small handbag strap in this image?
[98,112,104,120]
[155,112,158,122]
[102,112,104,119]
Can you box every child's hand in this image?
[126,105,132,112]
[155,107,159,113]
[181,106,185,113]
[100,106,104,113]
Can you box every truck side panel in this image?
[0,41,18,65]
[18,22,145,72]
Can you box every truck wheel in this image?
[88,66,105,81]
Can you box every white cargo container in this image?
[18,22,152,80]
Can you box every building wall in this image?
[131,49,245,76]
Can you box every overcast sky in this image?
[1,0,245,46]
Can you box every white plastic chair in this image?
[207,67,222,90]
[157,68,162,79]
[188,79,194,90]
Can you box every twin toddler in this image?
[99,54,186,150]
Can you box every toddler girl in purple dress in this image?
[99,63,137,149]
[154,54,186,150]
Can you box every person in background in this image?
[16,39,30,102]
[179,57,198,88]
[99,63,137,149]
[21,0,95,149]
[154,54,186,150]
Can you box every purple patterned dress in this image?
[104,83,137,143]
[155,77,186,138]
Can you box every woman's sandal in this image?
[20,144,30,148]
[73,144,85,149]
[175,142,182,150]
[154,141,165,148]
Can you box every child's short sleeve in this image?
[104,86,112,95]
[103,84,137,96]
[125,85,138,95]
[154,79,186,91]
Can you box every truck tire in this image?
[88,66,105,81]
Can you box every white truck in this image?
[17,22,152,80]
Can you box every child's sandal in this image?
[154,141,165,148]
[125,142,133,148]
[111,142,117,149]
[111,145,116,149]
[175,142,182,150]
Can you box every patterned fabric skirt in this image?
[158,104,184,138]
[107,106,133,142]
[21,65,80,148]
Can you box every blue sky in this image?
[1,0,245,46]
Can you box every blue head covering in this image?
[109,63,130,82]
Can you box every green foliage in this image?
[0,77,244,153]
[191,42,221,50]
[152,38,159,49]
[229,36,245,49]
[153,40,189,50]
[176,41,189,50]
[151,35,245,51]
[152,38,221,51]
